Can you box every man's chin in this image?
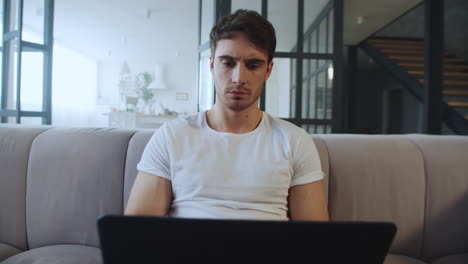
[225,101,257,112]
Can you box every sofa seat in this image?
[1,245,102,264]
[431,254,468,264]
[0,244,22,262]
[385,254,428,264]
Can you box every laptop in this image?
[97,215,397,264]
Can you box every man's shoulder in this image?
[264,112,309,137]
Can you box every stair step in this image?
[408,71,468,77]
[448,101,468,107]
[384,49,451,56]
[373,43,425,50]
[399,63,468,69]
[419,80,468,86]
[443,90,468,96]
[368,39,424,46]
[389,55,464,63]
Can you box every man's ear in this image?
[209,56,214,73]
[265,61,274,81]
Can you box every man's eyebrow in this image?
[217,55,266,65]
[218,55,236,60]
[245,58,266,65]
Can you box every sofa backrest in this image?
[25,128,135,249]
[318,135,426,259]
[0,126,50,251]
[408,135,468,261]
[1,126,467,262]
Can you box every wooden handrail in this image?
[443,90,468,96]
[390,56,464,63]
[400,63,468,69]
[419,80,468,86]
[408,71,468,77]
[448,101,468,107]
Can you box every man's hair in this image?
[209,9,276,63]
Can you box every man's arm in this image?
[124,171,172,216]
[288,180,329,221]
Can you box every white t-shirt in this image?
[137,111,324,220]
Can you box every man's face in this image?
[210,32,273,112]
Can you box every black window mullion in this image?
[324,12,330,120]
[15,0,24,123]
[42,0,54,125]
[314,25,320,133]
[1,0,11,122]
[259,0,268,111]
[198,0,202,46]
[305,34,311,118]
[295,0,304,121]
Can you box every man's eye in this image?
[247,64,260,70]
[222,61,235,67]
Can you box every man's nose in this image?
[232,64,247,85]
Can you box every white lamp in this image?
[327,64,334,81]
[147,64,167,90]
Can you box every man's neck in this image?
[206,105,263,134]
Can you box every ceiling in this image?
[19,0,424,59]
[343,0,423,45]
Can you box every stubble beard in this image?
[220,87,262,112]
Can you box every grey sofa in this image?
[0,125,467,264]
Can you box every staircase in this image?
[360,37,468,135]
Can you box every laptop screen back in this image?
[97,215,396,264]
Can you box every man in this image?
[125,9,329,221]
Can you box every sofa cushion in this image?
[25,128,135,249]
[0,243,22,262]
[430,254,468,264]
[123,130,155,209]
[0,126,51,251]
[321,135,426,259]
[408,135,468,261]
[312,136,330,201]
[384,254,428,264]
[1,245,101,264]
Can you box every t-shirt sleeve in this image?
[290,133,325,187]
[136,125,171,181]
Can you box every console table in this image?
[106,111,178,129]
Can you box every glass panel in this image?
[21,116,43,125]
[7,117,17,123]
[268,0,297,52]
[0,49,2,108]
[302,124,332,134]
[318,17,328,53]
[265,58,295,118]
[0,1,3,38]
[304,0,330,54]
[326,63,333,120]
[303,0,329,34]
[231,0,261,13]
[303,33,311,53]
[198,49,214,112]
[328,9,334,53]
[22,0,45,44]
[310,29,318,54]
[9,0,19,31]
[21,51,44,111]
[5,39,18,111]
[200,0,215,45]
[302,59,333,119]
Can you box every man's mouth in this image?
[227,89,248,95]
